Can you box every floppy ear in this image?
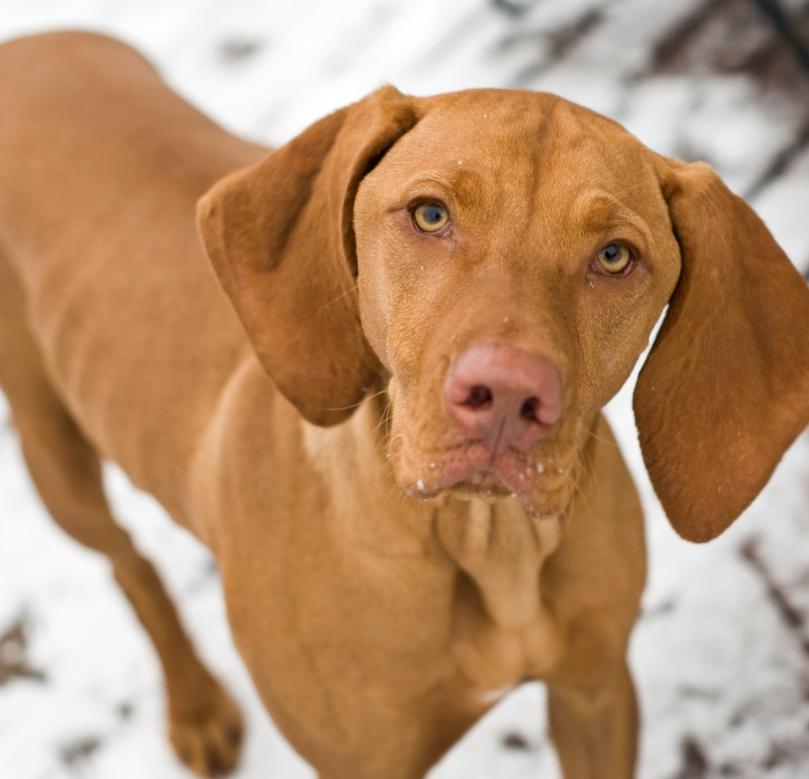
[197,86,420,426]
[634,159,809,542]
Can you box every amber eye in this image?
[595,243,633,275]
[412,202,450,233]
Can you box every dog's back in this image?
[0,36,258,768]
[0,32,264,518]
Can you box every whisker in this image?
[372,398,393,440]
[320,387,388,413]
[584,427,621,449]
[318,282,359,312]
[608,180,649,201]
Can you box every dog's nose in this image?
[444,344,562,453]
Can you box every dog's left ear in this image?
[197,86,420,426]
[634,159,809,542]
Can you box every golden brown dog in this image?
[1,31,808,779]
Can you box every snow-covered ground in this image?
[1,1,809,777]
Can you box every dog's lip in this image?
[402,440,567,500]
[417,471,511,500]
[404,467,569,524]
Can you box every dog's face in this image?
[198,86,809,543]
[353,91,679,519]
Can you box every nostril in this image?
[519,396,540,423]
[445,345,562,444]
[464,385,493,410]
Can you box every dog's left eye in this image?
[594,242,633,275]
[412,202,450,233]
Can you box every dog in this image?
[1,31,808,779]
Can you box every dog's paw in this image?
[167,682,245,777]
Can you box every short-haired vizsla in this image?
[1,31,808,779]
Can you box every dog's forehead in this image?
[388,89,653,196]
[371,89,661,230]
[414,91,626,150]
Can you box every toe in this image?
[168,685,244,777]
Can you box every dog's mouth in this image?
[392,435,575,519]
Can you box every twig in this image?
[0,611,46,686]
[744,121,809,199]
[739,537,809,657]
[749,0,809,76]
[647,0,731,74]
[673,736,710,779]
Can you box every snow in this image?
[2,1,809,777]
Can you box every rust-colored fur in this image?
[1,32,808,779]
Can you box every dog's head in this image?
[198,87,809,543]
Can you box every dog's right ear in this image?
[197,87,420,426]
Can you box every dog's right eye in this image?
[412,202,450,234]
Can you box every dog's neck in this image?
[303,390,566,631]
[433,496,563,628]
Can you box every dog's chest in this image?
[435,498,566,692]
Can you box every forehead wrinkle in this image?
[402,171,454,191]
[570,189,653,247]
[400,167,487,210]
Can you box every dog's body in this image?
[2,32,808,779]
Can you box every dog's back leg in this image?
[0,251,244,777]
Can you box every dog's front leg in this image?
[546,661,638,779]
